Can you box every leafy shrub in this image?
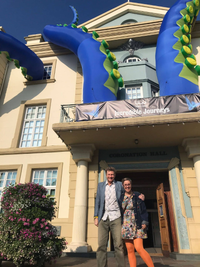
[0,183,66,266]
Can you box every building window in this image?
[19,105,46,148]
[121,19,137,25]
[0,170,17,212]
[43,64,52,80]
[152,90,157,97]
[124,57,141,63]
[125,85,143,99]
[11,99,51,149]
[151,85,159,97]
[24,59,56,85]
[32,169,57,201]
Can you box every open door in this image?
[156,183,171,256]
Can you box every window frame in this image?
[0,170,17,189]
[123,57,141,63]
[11,99,51,149]
[25,163,63,218]
[151,85,159,98]
[24,59,56,85]
[0,164,22,212]
[121,19,138,25]
[32,169,58,201]
[125,85,143,100]
[43,64,53,80]
[19,105,47,148]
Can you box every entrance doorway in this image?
[110,170,177,254]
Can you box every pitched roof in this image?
[80,2,169,29]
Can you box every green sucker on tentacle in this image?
[0,51,33,81]
[99,40,123,96]
[91,29,124,96]
[43,6,124,103]
[156,0,200,96]
[173,0,200,84]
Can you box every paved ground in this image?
[1,255,200,267]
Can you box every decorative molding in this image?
[70,144,96,163]
[24,34,45,44]
[24,21,200,57]
[168,157,180,170]
[182,137,200,158]
[26,42,72,58]
[53,112,200,132]
[24,78,56,86]
[81,2,168,29]
[25,20,163,58]
[123,78,159,89]
[118,38,144,55]
[0,145,69,155]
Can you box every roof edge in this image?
[79,2,169,28]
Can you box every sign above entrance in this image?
[76,93,200,121]
[99,147,180,163]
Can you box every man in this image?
[94,167,144,267]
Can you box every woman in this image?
[120,178,154,267]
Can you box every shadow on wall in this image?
[0,63,47,117]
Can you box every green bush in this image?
[0,183,66,266]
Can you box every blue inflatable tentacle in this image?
[69,6,79,26]
[43,6,123,103]
[0,31,44,81]
[156,0,200,96]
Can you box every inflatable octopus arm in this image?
[156,0,200,96]
[0,31,44,81]
[43,6,123,103]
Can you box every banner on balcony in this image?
[75,93,200,121]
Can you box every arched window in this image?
[121,19,137,25]
[123,57,141,63]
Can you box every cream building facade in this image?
[0,2,200,258]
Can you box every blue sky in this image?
[0,0,183,42]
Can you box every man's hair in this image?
[105,166,116,175]
[122,177,132,186]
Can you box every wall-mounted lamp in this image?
[134,139,139,145]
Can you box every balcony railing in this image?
[60,104,76,122]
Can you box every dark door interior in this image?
[110,171,170,250]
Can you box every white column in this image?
[183,138,200,198]
[67,144,95,252]
[193,155,200,197]
[71,160,88,246]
